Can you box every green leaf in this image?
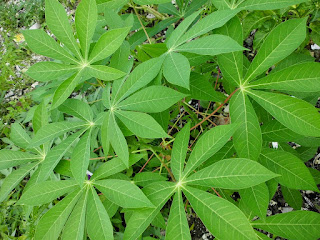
[75,0,97,59]
[114,57,164,103]
[88,27,130,63]
[94,179,154,208]
[183,186,257,240]
[101,111,110,156]
[247,90,320,137]
[26,62,80,82]
[176,9,239,46]
[59,99,93,123]
[33,100,49,134]
[0,150,40,170]
[10,123,32,149]
[87,65,126,81]
[134,0,171,4]
[244,18,307,83]
[238,0,308,10]
[163,52,190,89]
[51,71,85,109]
[0,162,38,202]
[18,180,79,205]
[165,190,191,240]
[118,86,186,113]
[252,211,320,240]
[61,190,88,240]
[133,172,168,187]
[123,182,176,240]
[34,190,82,240]
[108,113,129,167]
[176,35,246,56]
[230,91,262,160]
[261,120,303,142]
[115,110,168,138]
[217,16,243,86]
[239,183,269,220]
[45,0,82,59]
[29,121,87,148]
[259,148,318,191]
[166,10,201,49]
[171,122,190,181]
[86,187,114,240]
[38,130,85,181]
[281,186,302,210]
[182,124,239,178]
[22,29,78,64]
[249,62,320,92]
[186,158,277,189]
[71,131,91,186]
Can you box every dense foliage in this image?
[1,0,320,239]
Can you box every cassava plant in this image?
[1,0,320,239]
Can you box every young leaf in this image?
[176,35,246,56]
[71,130,91,186]
[94,179,154,208]
[45,0,82,59]
[22,29,78,64]
[239,183,269,220]
[87,65,126,81]
[230,91,262,161]
[259,148,318,191]
[115,110,169,138]
[75,0,97,59]
[59,99,93,123]
[252,211,320,240]
[61,190,88,240]
[86,187,114,240]
[123,182,176,240]
[0,162,38,203]
[217,16,243,87]
[18,180,79,206]
[247,90,320,137]
[249,62,320,92]
[182,124,239,178]
[244,18,307,83]
[185,158,277,189]
[108,113,129,167]
[163,52,190,89]
[165,190,191,240]
[183,186,257,240]
[34,190,82,240]
[118,86,186,113]
[0,150,40,170]
[26,62,80,82]
[171,122,190,181]
[88,27,130,63]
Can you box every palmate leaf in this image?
[45,0,82,60]
[237,0,308,10]
[230,91,262,161]
[75,0,97,59]
[247,90,320,137]
[94,179,154,208]
[165,190,191,240]
[87,65,126,81]
[117,86,186,113]
[261,120,303,142]
[281,186,302,210]
[86,187,113,240]
[123,182,176,240]
[0,150,40,170]
[133,172,168,187]
[249,62,320,92]
[183,186,257,240]
[34,189,82,240]
[176,34,246,56]
[10,123,32,149]
[252,211,320,240]
[185,158,277,189]
[33,100,49,135]
[243,18,307,83]
[259,148,318,191]
[115,110,169,138]
[134,0,171,4]
[59,99,93,123]
[217,16,243,87]
[18,180,79,206]
[163,52,190,89]
[182,124,239,178]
